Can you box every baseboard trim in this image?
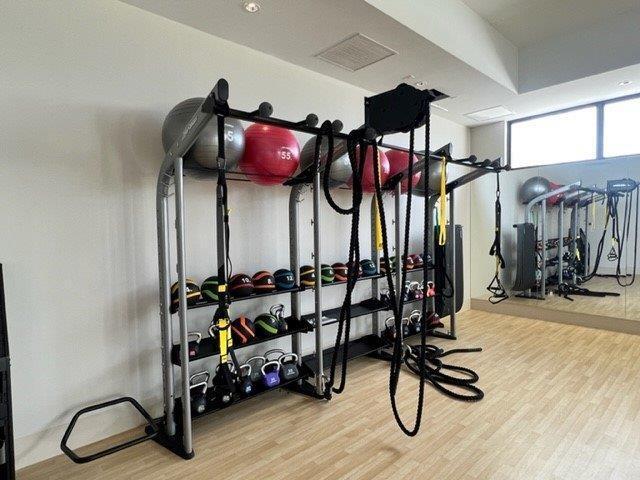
[470,298,640,336]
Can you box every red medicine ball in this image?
[348,145,390,193]
[386,150,421,193]
[240,124,300,186]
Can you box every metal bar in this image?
[312,170,324,395]
[156,190,175,436]
[526,182,581,221]
[428,195,438,311]
[558,200,564,285]
[572,205,578,284]
[449,190,456,337]
[394,185,402,310]
[370,196,380,336]
[173,157,192,454]
[541,199,547,299]
[584,201,590,276]
[289,186,303,358]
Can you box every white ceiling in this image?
[122,0,640,127]
[460,0,640,47]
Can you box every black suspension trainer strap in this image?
[487,171,508,303]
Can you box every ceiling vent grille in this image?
[315,33,397,72]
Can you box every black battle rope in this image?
[373,120,429,436]
[487,171,508,303]
[315,122,368,398]
[403,344,484,402]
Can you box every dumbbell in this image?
[246,356,266,385]
[237,364,254,396]
[408,310,422,335]
[189,371,210,415]
[279,353,299,381]
[261,361,281,388]
[187,332,202,358]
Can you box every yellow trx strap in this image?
[373,200,383,251]
[438,156,447,245]
[216,283,232,363]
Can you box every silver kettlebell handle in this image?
[278,353,299,365]
[261,360,280,375]
[246,356,266,368]
[189,371,210,385]
[264,348,285,362]
[189,380,208,394]
[385,316,395,328]
[409,310,421,322]
[188,331,202,343]
[238,363,252,377]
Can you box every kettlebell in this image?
[270,304,288,333]
[261,361,281,388]
[278,353,299,381]
[380,288,391,305]
[237,363,254,396]
[401,317,411,338]
[383,316,396,343]
[403,281,411,301]
[408,310,422,335]
[409,281,423,300]
[425,281,436,297]
[213,362,236,406]
[247,356,266,384]
[189,371,210,415]
[187,332,202,358]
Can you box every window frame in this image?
[507,91,640,170]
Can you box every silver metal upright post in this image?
[156,172,175,437]
[312,171,324,395]
[541,200,547,299]
[571,205,578,284]
[584,202,590,276]
[289,185,304,359]
[428,195,438,312]
[394,184,402,309]
[449,190,456,337]
[558,201,564,286]
[371,196,380,336]
[173,157,192,454]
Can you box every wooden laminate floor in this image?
[18,310,640,480]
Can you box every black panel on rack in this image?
[171,317,313,366]
[300,298,389,326]
[179,286,301,313]
[302,334,387,374]
[173,363,314,422]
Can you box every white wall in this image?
[0,0,470,468]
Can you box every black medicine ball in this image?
[231,315,256,345]
[254,313,279,337]
[321,264,335,284]
[300,265,315,287]
[360,259,377,276]
[229,273,254,297]
[170,278,201,313]
[252,270,276,292]
[200,276,219,302]
[274,269,295,290]
[332,262,348,282]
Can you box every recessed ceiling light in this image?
[243,2,261,13]
[415,81,426,87]
[464,105,514,121]
[619,80,633,86]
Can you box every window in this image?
[509,107,597,169]
[603,97,640,158]
[508,93,640,169]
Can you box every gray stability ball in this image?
[162,97,245,171]
[298,136,352,188]
[519,176,550,204]
[414,158,444,196]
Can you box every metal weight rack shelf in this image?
[153,78,504,461]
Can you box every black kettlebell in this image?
[264,348,286,363]
[237,363,254,396]
[380,288,391,305]
[279,353,299,381]
[270,304,288,333]
[383,316,396,343]
[403,281,411,301]
[212,362,236,406]
[187,332,202,358]
[189,371,210,415]
[408,310,421,335]
[247,356,266,385]
[401,317,411,338]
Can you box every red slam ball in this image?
[348,145,390,193]
[385,150,422,193]
[240,124,300,186]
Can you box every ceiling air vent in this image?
[465,106,514,122]
[315,33,397,72]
